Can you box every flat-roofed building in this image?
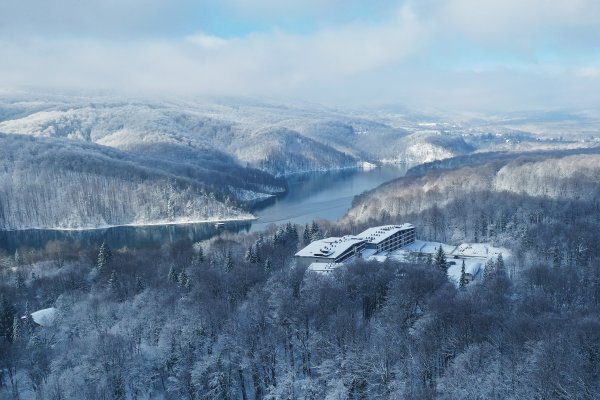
[296,223,416,268]
[359,223,415,253]
[295,235,366,267]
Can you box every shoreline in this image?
[0,215,258,233]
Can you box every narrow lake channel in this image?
[0,165,407,252]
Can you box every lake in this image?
[0,165,407,253]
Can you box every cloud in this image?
[0,4,426,96]
[0,0,599,111]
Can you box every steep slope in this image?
[231,127,358,176]
[345,152,600,225]
[0,134,256,230]
[0,96,471,174]
[0,104,286,202]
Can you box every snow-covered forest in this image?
[1,93,598,229]
[1,157,599,398]
[0,94,599,399]
[0,134,284,230]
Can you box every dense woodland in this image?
[0,134,286,230]
[1,96,599,399]
[1,161,599,399]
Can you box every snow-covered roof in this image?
[30,307,57,327]
[452,243,510,259]
[295,236,365,259]
[447,260,483,285]
[358,224,414,245]
[307,262,344,274]
[403,239,456,255]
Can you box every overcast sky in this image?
[1,0,599,111]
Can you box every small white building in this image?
[307,262,344,274]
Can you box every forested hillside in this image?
[1,171,599,399]
[346,152,600,228]
[3,93,593,178]
[0,134,266,230]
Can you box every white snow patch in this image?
[30,307,57,327]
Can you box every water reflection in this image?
[0,221,251,253]
[0,165,407,252]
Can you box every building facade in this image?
[295,224,416,268]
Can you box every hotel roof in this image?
[295,235,365,259]
[358,223,414,245]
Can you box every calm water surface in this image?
[0,166,406,252]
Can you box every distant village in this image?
[295,223,509,286]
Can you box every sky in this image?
[1,0,599,112]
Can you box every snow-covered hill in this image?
[345,151,600,225]
[0,134,260,230]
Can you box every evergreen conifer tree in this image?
[108,270,119,294]
[459,259,467,288]
[0,295,16,340]
[434,246,447,272]
[303,224,311,245]
[264,257,272,273]
[245,246,255,263]
[134,275,145,293]
[177,270,188,288]
[196,246,205,263]
[15,271,26,290]
[14,249,22,266]
[12,315,21,343]
[168,265,178,283]
[225,251,234,273]
[484,258,496,280]
[253,243,261,264]
[97,241,113,272]
[496,253,506,275]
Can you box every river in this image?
[0,165,407,252]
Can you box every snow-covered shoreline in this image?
[0,215,258,233]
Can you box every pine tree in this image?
[245,246,255,263]
[253,243,261,264]
[225,251,234,273]
[177,270,188,288]
[434,246,447,272]
[496,253,506,275]
[459,259,467,288]
[12,315,21,343]
[483,258,496,280]
[134,275,145,293]
[310,221,321,241]
[96,241,113,272]
[303,224,311,245]
[22,301,34,336]
[108,270,119,294]
[14,249,22,266]
[15,270,26,290]
[168,265,178,284]
[0,295,16,340]
[196,246,205,263]
[264,257,272,273]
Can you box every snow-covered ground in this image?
[403,240,457,255]
[30,307,57,327]
[369,240,510,286]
